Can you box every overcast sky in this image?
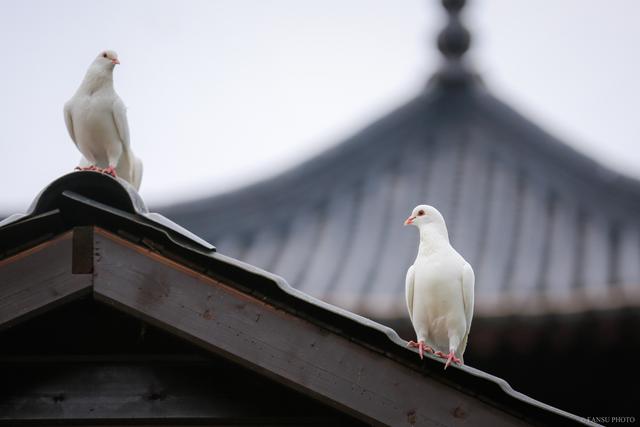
[1,1,639,212]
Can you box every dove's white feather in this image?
[458,262,475,359]
[130,155,143,190]
[112,97,130,149]
[405,265,415,324]
[405,205,475,361]
[63,105,77,147]
[64,50,143,190]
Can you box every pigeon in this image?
[64,50,143,190]
[404,204,474,369]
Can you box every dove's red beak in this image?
[404,216,415,225]
[112,58,120,65]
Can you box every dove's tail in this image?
[456,333,468,364]
[131,156,143,191]
[114,148,143,191]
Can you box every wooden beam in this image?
[72,226,94,274]
[92,229,529,427]
[0,231,92,330]
[0,361,356,425]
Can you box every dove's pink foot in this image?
[75,165,99,172]
[407,340,433,359]
[435,350,462,369]
[102,166,117,177]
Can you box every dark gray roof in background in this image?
[2,0,637,323]
[160,81,640,319]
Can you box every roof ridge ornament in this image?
[431,0,478,87]
[438,0,470,60]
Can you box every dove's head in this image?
[94,50,120,68]
[404,204,446,228]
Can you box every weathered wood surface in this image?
[72,225,94,274]
[0,361,358,425]
[0,231,91,330]
[93,229,529,427]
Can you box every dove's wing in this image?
[457,262,475,358]
[112,97,130,149]
[461,262,475,334]
[405,265,416,323]
[63,102,77,147]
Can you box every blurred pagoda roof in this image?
[160,1,640,321]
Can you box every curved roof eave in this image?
[158,80,640,234]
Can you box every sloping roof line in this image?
[0,173,593,426]
[0,171,215,254]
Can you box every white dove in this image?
[64,50,143,190]
[404,204,474,369]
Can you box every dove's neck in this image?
[79,65,114,94]
[417,223,450,256]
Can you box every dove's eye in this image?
[418,210,425,216]
[102,53,107,58]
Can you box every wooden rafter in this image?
[0,231,92,330]
[0,223,591,426]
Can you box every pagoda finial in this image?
[431,0,476,86]
[438,0,470,60]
